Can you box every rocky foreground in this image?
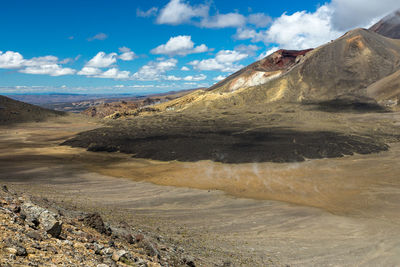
[0,185,196,267]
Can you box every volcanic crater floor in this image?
[1,109,400,266]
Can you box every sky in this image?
[1,0,399,95]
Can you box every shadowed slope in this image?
[370,10,400,39]
[0,95,64,125]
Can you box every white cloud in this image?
[234,44,260,56]
[156,0,250,29]
[165,75,182,81]
[157,0,208,25]
[151,35,208,56]
[137,7,158,18]
[86,52,117,68]
[329,0,400,30]
[118,47,137,61]
[93,68,130,79]
[132,58,178,81]
[0,51,24,68]
[181,66,190,71]
[19,64,76,76]
[266,6,341,49]
[87,32,108,41]
[234,28,262,41]
[215,50,248,63]
[189,50,248,72]
[200,13,246,28]
[257,47,280,60]
[235,6,341,50]
[0,51,75,76]
[77,66,102,76]
[248,13,272,28]
[213,75,226,81]
[183,74,207,81]
[235,1,400,50]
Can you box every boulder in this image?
[82,212,111,235]
[21,202,62,238]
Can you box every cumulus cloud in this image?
[235,0,400,50]
[164,74,206,81]
[0,51,24,68]
[235,6,341,49]
[183,74,207,81]
[19,64,75,76]
[87,32,108,41]
[257,47,280,60]
[213,75,226,81]
[0,51,75,76]
[77,66,102,76]
[189,50,248,72]
[234,44,260,56]
[200,13,246,28]
[329,0,400,30]
[156,0,255,29]
[165,75,182,81]
[151,35,208,56]
[77,51,132,79]
[157,0,208,25]
[86,52,117,68]
[93,68,130,79]
[266,6,341,49]
[132,58,178,81]
[136,7,158,18]
[118,47,137,61]
[248,13,272,28]
[181,66,190,71]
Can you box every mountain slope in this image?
[0,95,64,125]
[152,28,400,113]
[370,10,400,39]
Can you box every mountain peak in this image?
[370,10,400,39]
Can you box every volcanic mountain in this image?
[370,10,400,39]
[0,95,64,125]
[151,28,400,113]
[62,27,400,163]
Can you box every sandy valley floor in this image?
[1,114,400,266]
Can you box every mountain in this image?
[62,27,400,163]
[0,95,64,125]
[153,28,400,113]
[370,10,400,39]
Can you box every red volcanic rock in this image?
[259,49,314,71]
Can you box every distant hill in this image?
[0,95,64,125]
[370,10,400,39]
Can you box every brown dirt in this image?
[2,113,400,265]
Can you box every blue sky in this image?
[1,0,399,94]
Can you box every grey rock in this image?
[25,230,43,241]
[21,202,62,237]
[38,210,62,238]
[15,246,27,256]
[100,247,114,257]
[141,240,160,257]
[82,212,111,235]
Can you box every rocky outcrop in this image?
[0,185,197,267]
[21,201,63,238]
[207,48,313,93]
